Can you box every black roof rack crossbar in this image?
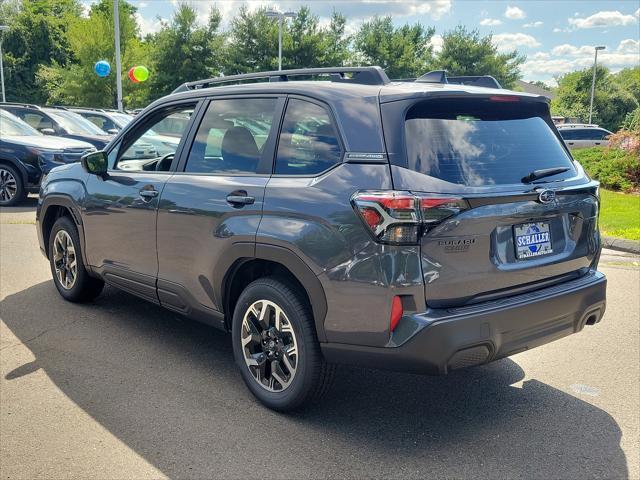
[173,66,390,93]
[413,70,502,89]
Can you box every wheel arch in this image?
[220,244,328,342]
[40,195,87,264]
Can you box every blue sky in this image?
[117,0,639,84]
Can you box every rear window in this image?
[404,98,575,186]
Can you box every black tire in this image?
[232,277,334,411]
[0,164,26,206]
[48,216,104,302]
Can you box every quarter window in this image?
[185,98,277,175]
[275,99,342,175]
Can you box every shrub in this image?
[572,147,640,192]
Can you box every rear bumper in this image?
[321,270,607,374]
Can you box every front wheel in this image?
[0,164,26,206]
[48,216,104,302]
[232,277,334,411]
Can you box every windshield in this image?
[404,98,576,186]
[0,110,42,136]
[45,110,108,135]
[109,112,134,128]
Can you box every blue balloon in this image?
[94,60,111,77]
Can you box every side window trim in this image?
[173,94,286,176]
[271,95,345,178]
[107,99,205,173]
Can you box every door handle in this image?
[595,142,601,145]
[567,142,574,145]
[226,190,255,206]
[139,188,159,200]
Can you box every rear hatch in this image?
[381,94,600,308]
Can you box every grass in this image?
[599,189,640,241]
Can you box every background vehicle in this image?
[37,67,606,411]
[0,103,113,149]
[0,109,94,206]
[557,124,612,149]
[71,107,180,156]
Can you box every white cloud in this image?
[429,34,444,54]
[617,38,639,54]
[522,39,640,80]
[138,1,148,7]
[135,12,166,35]
[493,33,540,51]
[480,18,502,26]
[635,8,639,18]
[568,10,637,29]
[523,21,543,28]
[504,6,525,20]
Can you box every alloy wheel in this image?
[0,168,18,203]
[241,299,299,392]
[53,230,78,290]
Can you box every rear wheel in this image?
[232,277,334,411]
[0,164,26,206]
[48,216,104,302]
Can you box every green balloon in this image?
[133,65,149,82]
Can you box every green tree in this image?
[36,0,150,109]
[353,16,435,79]
[0,0,81,103]
[146,3,224,100]
[433,26,524,89]
[551,66,639,131]
[223,6,349,75]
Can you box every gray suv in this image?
[36,67,607,411]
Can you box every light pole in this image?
[113,0,123,111]
[588,46,606,124]
[0,25,9,103]
[265,9,297,71]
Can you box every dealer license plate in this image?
[514,222,553,260]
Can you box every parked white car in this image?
[557,124,612,149]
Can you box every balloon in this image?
[94,60,111,77]
[133,65,149,82]
[128,67,139,83]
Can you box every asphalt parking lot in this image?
[1,198,638,479]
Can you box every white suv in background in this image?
[557,124,612,149]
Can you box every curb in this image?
[602,236,640,254]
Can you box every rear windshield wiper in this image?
[521,167,570,184]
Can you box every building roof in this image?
[516,80,556,99]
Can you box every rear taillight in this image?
[353,191,469,244]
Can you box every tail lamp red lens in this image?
[390,296,403,332]
[352,191,469,245]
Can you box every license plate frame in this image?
[514,222,553,260]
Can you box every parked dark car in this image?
[0,109,95,206]
[0,103,113,149]
[36,67,606,411]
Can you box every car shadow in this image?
[1,281,629,479]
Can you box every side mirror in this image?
[40,128,56,135]
[81,151,108,176]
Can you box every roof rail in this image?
[173,66,390,93]
[413,70,502,89]
[0,102,42,109]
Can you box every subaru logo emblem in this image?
[538,190,556,204]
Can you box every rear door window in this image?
[275,99,342,175]
[404,98,575,186]
[185,98,278,175]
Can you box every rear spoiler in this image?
[395,70,503,89]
